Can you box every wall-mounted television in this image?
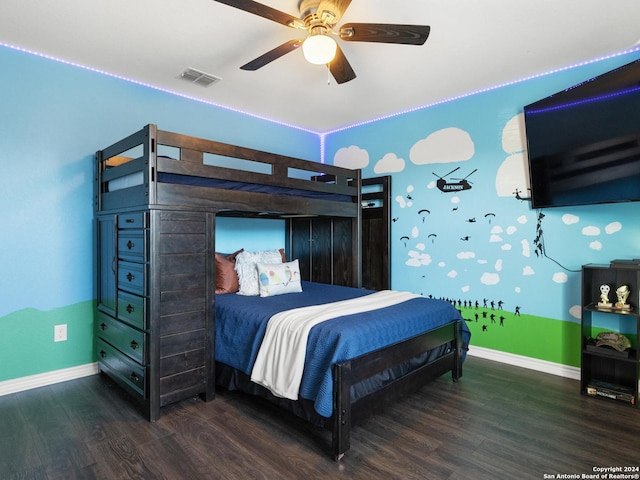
[523,58,640,209]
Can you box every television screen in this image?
[523,58,640,208]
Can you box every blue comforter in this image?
[215,282,470,418]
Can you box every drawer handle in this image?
[130,340,139,350]
[99,350,106,358]
[100,322,107,331]
[126,304,134,314]
[130,372,139,382]
[125,218,135,224]
[126,272,134,282]
[126,240,134,250]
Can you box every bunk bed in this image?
[94,124,470,460]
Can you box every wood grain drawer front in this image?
[118,212,146,229]
[118,261,145,296]
[97,313,147,365]
[97,338,146,398]
[117,290,147,330]
[118,230,146,262]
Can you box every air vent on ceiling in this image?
[179,67,221,87]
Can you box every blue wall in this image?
[0,45,314,382]
[325,50,640,364]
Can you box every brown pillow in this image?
[215,248,244,294]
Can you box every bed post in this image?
[145,124,157,206]
[354,169,362,288]
[332,361,351,461]
[452,320,463,382]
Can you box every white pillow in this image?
[257,260,302,297]
[235,249,284,296]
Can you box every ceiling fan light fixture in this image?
[302,31,337,65]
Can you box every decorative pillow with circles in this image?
[234,249,285,296]
[257,260,302,297]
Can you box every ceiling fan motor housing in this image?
[298,0,321,19]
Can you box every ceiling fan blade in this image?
[213,0,302,28]
[329,44,356,84]
[240,39,303,70]
[339,23,431,45]
[316,0,352,25]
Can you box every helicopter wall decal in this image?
[432,167,477,193]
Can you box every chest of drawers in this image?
[96,209,215,420]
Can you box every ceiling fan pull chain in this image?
[327,65,331,85]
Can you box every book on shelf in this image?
[586,380,636,405]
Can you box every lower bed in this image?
[215,281,471,459]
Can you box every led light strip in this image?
[3,41,640,165]
[324,46,640,136]
[0,41,319,136]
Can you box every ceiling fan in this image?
[213,0,431,84]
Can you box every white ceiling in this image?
[2,0,640,133]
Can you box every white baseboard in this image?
[467,346,581,381]
[0,363,99,397]
[2,350,631,397]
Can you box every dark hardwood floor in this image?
[1,357,638,479]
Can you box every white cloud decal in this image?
[553,272,568,283]
[501,243,512,250]
[495,110,528,197]
[569,305,582,320]
[457,251,476,260]
[448,270,458,278]
[590,241,603,251]
[409,127,474,165]
[406,250,432,267]
[495,152,529,197]
[521,239,531,257]
[562,214,579,225]
[523,265,535,276]
[480,272,500,285]
[502,114,526,154]
[395,195,407,208]
[334,145,369,169]
[517,215,528,224]
[582,226,600,236]
[374,153,405,173]
[605,222,622,234]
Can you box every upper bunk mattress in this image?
[107,171,353,203]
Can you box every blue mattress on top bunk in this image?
[157,173,353,202]
[215,281,470,418]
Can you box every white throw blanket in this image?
[250,290,422,400]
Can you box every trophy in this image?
[614,284,631,311]
[597,284,612,308]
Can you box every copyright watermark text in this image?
[543,466,640,479]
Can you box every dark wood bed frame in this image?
[95,124,463,460]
